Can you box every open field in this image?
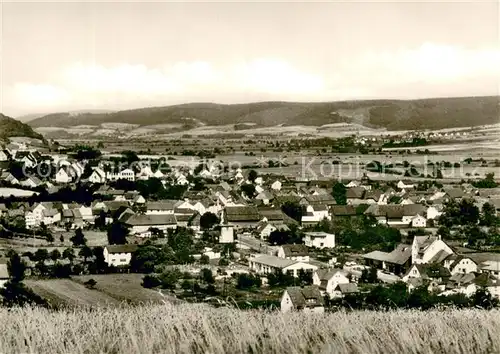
[73,274,173,304]
[24,279,121,308]
[0,305,499,353]
[25,275,176,307]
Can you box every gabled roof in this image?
[105,244,139,254]
[412,264,451,279]
[285,286,324,308]
[346,187,365,199]
[259,208,285,221]
[224,206,260,222]
[330,205,357,216]
[281,244,309,257]
[250,254,296,268]
[123,214,177,226]
[364,204,426,218]
[335,283,359,294]
[363,243,412,265]
[146,200,179,211]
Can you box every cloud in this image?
[2,43,499,116]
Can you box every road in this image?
[237,234,277,254]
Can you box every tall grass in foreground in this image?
[0,304,499,353]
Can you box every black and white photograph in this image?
[0,1,499,353]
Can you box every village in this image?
[0,136,499,312]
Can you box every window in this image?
[120,259,127,262]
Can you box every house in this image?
[303,232,335,249]
[397,181,415,190]
[277,244,310,262]
[0,263,9,288]
[25,211,37,229]
[445,255,478,275]
[20,176,43,188]
[222,206,261,229]
[255,191,273,205]
[61,209,84,229]
[362,243,413,276]
[332,283,359,298]
[122,214,177,236]
[402,264,451,285]
[411,214,427,228]
[281,286,325,313]
[55,167,72,184]
[271,180,282,191]
[411,235,454,265]
[312,268,350,297]
[301,204,330,225]
[107,168,136,182]
[1,172,19,185]
[255,222,277,239]
[346,187,366,205]
[42,209,61,226]
[364,204,427,226]
[103,244,139,267]
[426,205,443,220]
[88,168,107,184]
[0,150,9,162]
[248,254,317,277]
[146,200,177,215]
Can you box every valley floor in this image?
[0,304,499,353]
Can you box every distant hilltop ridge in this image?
[0,114,45,142]
[26,96,500,131]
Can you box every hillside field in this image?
[0,305,499,353]
[25,275,173,307]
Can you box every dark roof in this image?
[364,204,426,218]
[285,286,324,308]
[363,243,412,265]
[336,283,359,294]
[305,195,336,205]
[224,206,260,222]
[258,208,285,221]
[281,244,309,257]
[444,188,465,199]
[146,200,179,211]
[414,264,451,279]
[346,187,365,199]
[105,244,139,254]
[331,205,357,216]
[123,214,177,226]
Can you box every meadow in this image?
[0,304,499,353]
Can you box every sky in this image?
[0,1,499,117]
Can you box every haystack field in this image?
[0,304,499,353]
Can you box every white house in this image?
[303,232,335,249]
[411,235,454,264]
[271,180,282,191]
[312,268,350,298]
[103,244,138,267]
[301,204,330,225]
[426,206,443,220]
[55,168,72,184]
[42,209,61,226]
[411,214,427,228]
[447,256,478,275]
[89,168,107,184]
[107,168,135,182]
[122,214,177,236]
[397,181,415,189]
[249,254,317,277]
[281,286,325,313]
[25,211,37,229]
[277,244,310,262]
[256,222,276,239]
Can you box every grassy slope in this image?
[24,279,121,307]
[28,96,500,131]
[0,114,45,141]
[0,305,499,353]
